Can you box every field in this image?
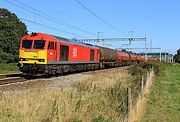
[0,63,19,74]
[140,63,180,122]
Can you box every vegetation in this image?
[174,49,180,63]
[140,63,180,122]
[1,62,175,121]
[0,67,145,122]
[0,8,27,63]
[128,62,161,77]
[0,63,19,74]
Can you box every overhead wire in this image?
[3,0,83,37]
[74,0,128,36]
[20,18,85,38]
[2,0,93,37]
[3,0,130,46]
[12,0,97,36]
[4,0,127,37]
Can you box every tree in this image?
[0,8,27,63]
[174,49,180,63]
[177,49,180,55]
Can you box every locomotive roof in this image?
[52,35,97,49]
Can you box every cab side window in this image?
[90,49,94,61]
[48,42,55,50]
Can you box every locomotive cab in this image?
[18,33,57,74]
[19,38,47,64]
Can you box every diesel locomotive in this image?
[17,32,146,76]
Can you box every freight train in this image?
[17,32,148,76]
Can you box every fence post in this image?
[146,71,149,83]
[127,87,132,120]
[141,75,144,93]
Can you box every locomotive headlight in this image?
[20,58,27,61]
[39,59,45,62]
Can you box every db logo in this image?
[73,48,77,57]
[50,52,53,55]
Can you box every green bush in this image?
[0,50,19,63]
[174,54,180,63]
[128,62,169,77]
[0,63,19,73]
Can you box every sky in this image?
[0,0,180,54]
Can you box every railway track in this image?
[0,73,26,85]
[0,66,130,86]
[0,72,23,79]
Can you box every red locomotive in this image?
[18,32,147,76]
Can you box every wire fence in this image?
[115,66,154,122]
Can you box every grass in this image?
[0,67,144,122]
[0,62,161,122]
[140,63,180,122]
[0,63,19,74]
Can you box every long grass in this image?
[0,64,156,122]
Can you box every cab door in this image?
[60,45,69,61]
[47,41,56,61]
[90,49,94,61]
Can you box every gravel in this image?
[0,66,129,93]
[0,73,91,93]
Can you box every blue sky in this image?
[0,0,179,54]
